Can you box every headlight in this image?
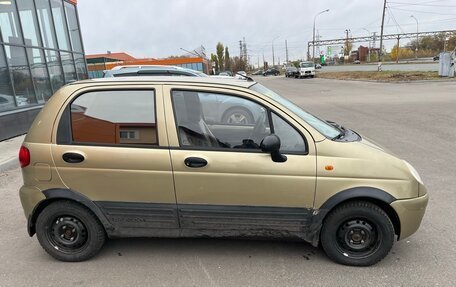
[403,161,423,184]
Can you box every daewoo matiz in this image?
[19,77,428,266]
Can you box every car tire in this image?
[320,201,395,266]
[36,200,106,262]
[222,108,254,125]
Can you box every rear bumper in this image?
[19,185,45,220]
[391,193,429,240]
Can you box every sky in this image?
[77,0,456,65]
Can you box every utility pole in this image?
[239,40,243,61]
[372,32,377,48]
[285,40,289,63]
[379,0,387,63]
[262,51,265,69]
[396,35,400,63]
[345,29,350,56]
[410,15,419,59]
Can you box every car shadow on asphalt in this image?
[99,237,326,262]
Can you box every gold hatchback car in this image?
[19,77,428,266]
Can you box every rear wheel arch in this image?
[29,189,113,236]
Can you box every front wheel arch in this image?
[321,197,401,239]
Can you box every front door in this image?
[164,86,317,238]
[51,87,179,233]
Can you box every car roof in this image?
[72,76,256,89]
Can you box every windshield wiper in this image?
[327,120,346,140]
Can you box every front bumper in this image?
[300,70,315,76]
[391,193,429,240]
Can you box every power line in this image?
[387,7,405,34]
[389,7,456,15]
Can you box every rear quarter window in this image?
[66,90,158,146]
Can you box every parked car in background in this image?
[218,72,231,76]
[104,65,207,78]
[315,64,322,69]
[235,71,247,79]
[297,61,315,78]
[252,70,263,75]
[19,77,428,266]
[353,60,361,64]
[285,65,298,77]
[263,68,280,76]
[0,94,29,111]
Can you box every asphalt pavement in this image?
[0,77,455,286]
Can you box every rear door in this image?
[51,85,179,233]
[163,85,317,238]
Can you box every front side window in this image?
[172,90,306,153]
[71,90,157,146]
[172,90,269,150]
[272,113,306,153]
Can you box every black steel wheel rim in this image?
[46,215,88,253]
[336,218,382,259]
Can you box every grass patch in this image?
[317,71,449,81]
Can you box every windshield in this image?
[300,62,314,68]
[250,83,340,139]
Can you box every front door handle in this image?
[184,157,207,168]
[62,152,85,164]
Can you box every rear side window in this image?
[70,90,157,145]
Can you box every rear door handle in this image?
[62,152,85,164]
[184,157,207,168]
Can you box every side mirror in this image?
[260,134,287,163]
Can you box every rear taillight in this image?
[19,146,30,168]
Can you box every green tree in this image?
[216,42,225,71]
[224,47,231,72]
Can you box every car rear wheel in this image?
[36,200,106,262]
[320,201,394,266]
[222,108,254,125]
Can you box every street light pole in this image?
[313,9,330,62]
[272,36,279,67]
[363,28,371,62]
[410,15,419,59]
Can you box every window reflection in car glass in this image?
[71,90,157,145]
[272,113,306,153]
[172,90,269,150]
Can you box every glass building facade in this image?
[0,0,86,140]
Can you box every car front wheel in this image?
[320,201,395,266]
[36,200,106,262]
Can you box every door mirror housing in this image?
[260,134,287,163]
